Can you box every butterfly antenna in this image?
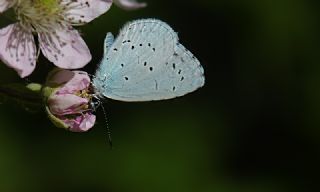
[100,103,113,148]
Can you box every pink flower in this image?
[0,0,113,78]
[43,69,96,132]
[114,0,147,10]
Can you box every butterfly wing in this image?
[93,19,205,102]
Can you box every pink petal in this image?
[63,113,96,132]
[48,94,89,115]
[57,70,91,94]
[38,26,91,69]
[46,69,75,86]
[62,0,112,24]
[0,0,13,13]
[0,23,37,78]
[114,0,147,10]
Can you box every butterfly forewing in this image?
[94,19,205,101]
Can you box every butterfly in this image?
[92,19,205,102]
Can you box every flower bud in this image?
[43,69,96,132]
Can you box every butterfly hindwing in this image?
[94,19,205,101]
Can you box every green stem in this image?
[0,86,40,103]
[0,83,43,110]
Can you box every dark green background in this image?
[0,0,319,191]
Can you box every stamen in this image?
[11,0,92,35]
[14,0,66,34]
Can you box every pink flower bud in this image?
[43,69,96,132]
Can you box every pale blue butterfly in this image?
[92,19,205,146]
[93,19,205,102]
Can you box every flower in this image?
[114,0,147,10]
[0,0,113,78]
[43,69,96,132]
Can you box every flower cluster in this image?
[0,0,146,131]
[0,0,146,77]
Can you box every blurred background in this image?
[0,0,319,191]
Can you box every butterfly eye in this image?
[90,98,101,112]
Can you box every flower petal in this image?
[114,0,147,10]
[0,0,13,13]
[0,23,37,78]
[63,0,112,24]
[57,70,91,94]
[46,68,75,86]
[63,113,96,132]
[48,94,88,115]
[38,26,91,69]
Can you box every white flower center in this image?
[14,0,66,33]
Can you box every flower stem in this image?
[0,83,43,111]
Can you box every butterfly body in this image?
[93,19,205,102]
